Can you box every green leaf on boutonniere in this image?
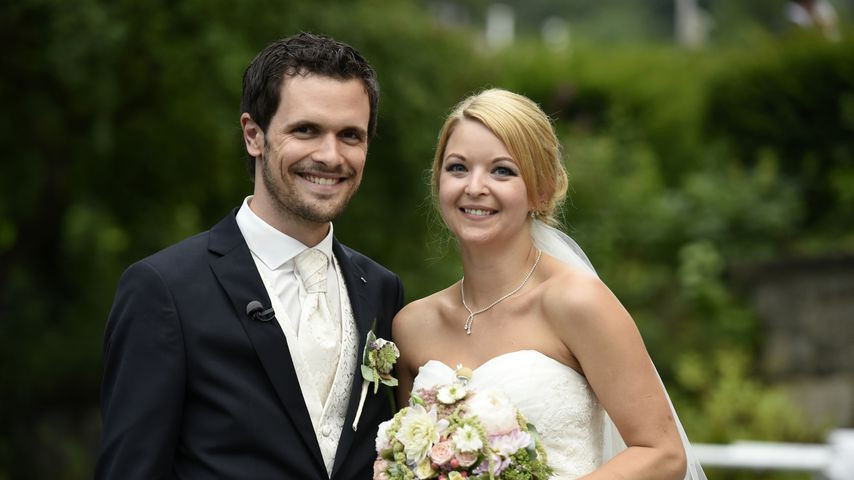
[360,326,399,393]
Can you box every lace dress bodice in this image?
[413,350,605,479]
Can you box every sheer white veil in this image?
[531,220,707,480]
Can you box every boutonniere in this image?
[352,328,399,431]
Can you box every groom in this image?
[95,33,403,479]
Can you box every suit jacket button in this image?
[321,425,332,437]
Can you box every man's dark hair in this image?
[240,32,380,178]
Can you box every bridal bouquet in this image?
[373,373,551,480]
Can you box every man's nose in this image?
[312,134,343,165]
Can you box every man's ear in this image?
[240,113,264,158]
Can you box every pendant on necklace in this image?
[464,313,475,335]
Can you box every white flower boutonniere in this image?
[352,328,399,431]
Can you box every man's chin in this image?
[292,202,349,225]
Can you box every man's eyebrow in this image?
[282,120,320,131]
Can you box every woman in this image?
[392,89,706,479]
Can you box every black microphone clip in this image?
[246,300,276,322]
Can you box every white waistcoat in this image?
[260,254,358,477]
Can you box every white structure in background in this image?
[541,16,570,50]
[486,3,514,49]
[694,429,854,479]
[785,0,841,41]
[674,0,712,48]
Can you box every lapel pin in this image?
[360,276,367,284]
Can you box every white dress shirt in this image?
[235,196,341,337]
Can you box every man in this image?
[96,33,403,479]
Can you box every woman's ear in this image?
[530,193,548,216]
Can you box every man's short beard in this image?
[260,147,357,225]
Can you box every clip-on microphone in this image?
[246,300,276,322]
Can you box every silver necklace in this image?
[461,248,542,335]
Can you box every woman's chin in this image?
[453,229,505,248]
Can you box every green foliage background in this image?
[1,0,852,478]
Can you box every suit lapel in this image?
[330,239,373,477]
[207,211,325,472]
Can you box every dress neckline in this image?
[420,349,585,380]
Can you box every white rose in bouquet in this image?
[466,390,519,435]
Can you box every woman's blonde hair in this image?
[431,88,568,225]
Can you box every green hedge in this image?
[705,34,854,234]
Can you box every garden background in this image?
[2,0,853,478]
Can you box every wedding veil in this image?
[531,220,707,480]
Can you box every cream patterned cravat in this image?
[294,248,340,405]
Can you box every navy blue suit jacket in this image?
[96,210,404,479]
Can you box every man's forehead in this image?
[275,75,370,127]
[279,72,367,92]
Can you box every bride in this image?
[392,89,706,479]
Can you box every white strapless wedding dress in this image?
[413,349,605,479]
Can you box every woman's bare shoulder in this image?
[393,285,457,341]
[539,260,626,328]
[393,284,459,377]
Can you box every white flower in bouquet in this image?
[490,429,533,455]
[466,390,519,435]
[414,458,436,479]
[395,404,447,463]
[375,419,392,453]
[437,382,468,404]
[451,424,483,452]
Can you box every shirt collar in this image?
[235,196,335,270]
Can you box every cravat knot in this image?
[295,248,328,294]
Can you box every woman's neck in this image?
[458,230,538,309]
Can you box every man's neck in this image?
[247,197,330,247]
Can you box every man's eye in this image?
[293,125,315,135]
[340,130,363,142]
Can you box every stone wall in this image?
[732,255,854,428]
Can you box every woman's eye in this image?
[493,166,517,176]
[445,163,467,173]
